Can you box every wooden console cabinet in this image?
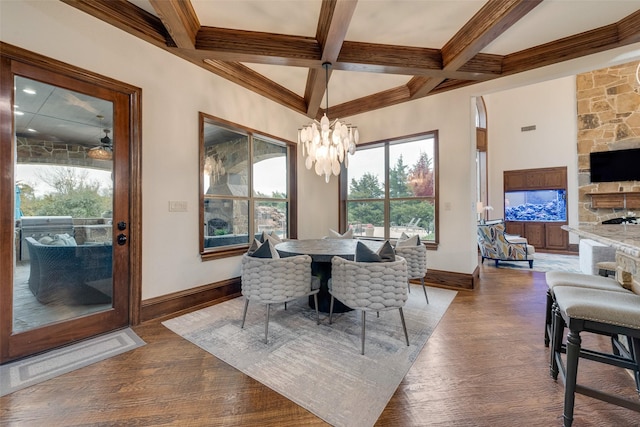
[504,167,569,250]
[505,221,568,250]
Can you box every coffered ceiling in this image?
[62,0,640,120]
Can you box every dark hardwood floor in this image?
[2,262,640,426]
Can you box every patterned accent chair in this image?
[240,253,319,344]
[328,256,409,355]
[477,222,535,268]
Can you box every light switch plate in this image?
[169,201,187,212]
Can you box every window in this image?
[341,131,438,247]
[200,114,295,258]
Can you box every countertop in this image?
[562,224,640,258]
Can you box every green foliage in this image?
[348,201,384,226]
[389,155,412,198]
[347,152,436,239]
[349,172,383,199]
[19,167,111,218]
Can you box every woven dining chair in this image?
[328,255,409,355]
[240,253,319,343]
[395,244,429,303]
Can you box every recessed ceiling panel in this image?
[243,63,310,97]
[347,0,485,48]
[192,0,323,37]
[327,70,410,106]
[482,1,640,55]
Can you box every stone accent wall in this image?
[16,137,111,169]
[576,62,640,224]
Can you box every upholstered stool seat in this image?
[550,287,640,426]
[543,271,631,346]
[579,239,616,275]
[596,261,617,277]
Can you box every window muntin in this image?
[200,114,292,256]
[343,132,438,245]
[346,145,385,199]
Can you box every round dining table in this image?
[275,239,384,313]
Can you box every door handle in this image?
[117,233,127,246]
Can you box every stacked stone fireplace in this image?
[576,61,640,225]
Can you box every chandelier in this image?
[88,129,113,160]
[298,62,358,183]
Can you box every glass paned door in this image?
[1,55,131,363]
[13,77,115,332]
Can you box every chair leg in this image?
[529,260,534,268]
[563,329,581,427]
[544,289,552,347]
[407,280,411,293]
[313,294,320,325]
[495,260,499,267]
[241,298,249,329]
[631,337,640,395]
[550,302,564,380]
[421,278,429,304]
[329,296,335,324]
[264,303,271,344]
[361,311,366,355]
[284,302,287,310]
[397,307,409,347]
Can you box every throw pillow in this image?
[260,231,282,245]
[38,236,54,245]
[355,240,396,262]
[327,228,354,239]
[54,233,77,246]
[247,238,261,255]
[249,240,280,259]
[395,234,421,248]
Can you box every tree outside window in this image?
[342,132,438,244]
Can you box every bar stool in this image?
[544,271,631,347]
[596,261,617,277]
[550,287,640,426]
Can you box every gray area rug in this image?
[488,252,581,273]
[0,328,145,397]
[163,286,456,427]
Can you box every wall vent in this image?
[521,125,536,132]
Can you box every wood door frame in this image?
[0,42,142,363]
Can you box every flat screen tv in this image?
[505,189,567,222]
[590,148,640,182]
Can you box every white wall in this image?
[482,77,581,243]
[1,1,324,299]
[2,1,640,298]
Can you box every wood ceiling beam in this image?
[305,0,358,118]
[441,0,542,71]
[149,0,199,49]
[203,60,307,113]
[323,86,411,119]
[61,0,169,46]
[502,23,624,76]
[616,9,640,44]
[409,0,541,100]
[61,1,640,122]
[196,27,321,63]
